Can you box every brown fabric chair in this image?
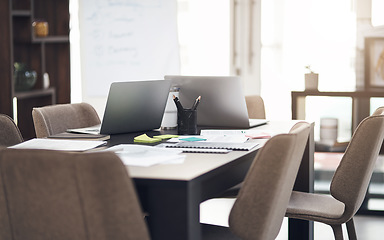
[372,106,384,116]
[245,95,266,119]
[216,95,266,199]
[0,148,150,240]
[200,122,311,240]
[0,114,23,147]
[286,108,384,240]
[32,102,101,138]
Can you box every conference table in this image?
[107,120,314,240]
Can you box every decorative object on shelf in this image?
[304,65,319,91]
[13,62,37,92]
[32,20,49,37]
[43,72,50,89]
[365,37,384,89]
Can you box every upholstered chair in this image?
[0,114,23,147]
[286,109,384,240]
[32,102,101,138]
[245,95,266,119]
[0,149,150,240]
[200,122,311,240]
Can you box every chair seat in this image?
[287,191,345,221]
[200,198,237,227]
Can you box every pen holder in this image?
[177,108,198,135]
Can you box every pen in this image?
[191,96,201,111]
[173,95,184,112]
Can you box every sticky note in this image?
[179,137,206,142]
[134,134,162,143]
[153,134,179,140]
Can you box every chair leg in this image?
[346,218,357,240]
[331,224,344,240]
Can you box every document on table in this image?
[200,129,272,139]
[9,138,106,151]
[167,135,249,143]
[105,144,186,167]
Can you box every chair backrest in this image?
[229,122,311,240]
[0,148,150,240]
[245,95,266,119]
[372,106,384,116]
[32,103,101,138]
[330,111,384,222]
[0,114,23,147]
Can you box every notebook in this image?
[164,75,268,128]
[164,141,259,151]
[68,80,172,135]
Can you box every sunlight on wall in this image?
[372,0,384,27]
[69,0,81,103]
[177,0,230,75]
[261,0,357,131]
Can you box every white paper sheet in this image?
[167,135,249,143]
[9,138,106,151]
[200,129,273,139]
[105,144,185,167]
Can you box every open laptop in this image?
[68,80,172,135]
[164,75,267,129]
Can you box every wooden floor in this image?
[276,215,384,240]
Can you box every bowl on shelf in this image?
[14,62,37,92]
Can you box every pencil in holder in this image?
[177,108,197,135]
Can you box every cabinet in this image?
[1,0,70,140]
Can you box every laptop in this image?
[164,75,268,129]
[68,80,172,135]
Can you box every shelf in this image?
[12,10,32,17]
[14,88,55,100]
[32,36,69,43]
[3,0,70,140]
[292,90,384,98]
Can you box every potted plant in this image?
[304,65,318,91]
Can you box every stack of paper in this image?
[9,138,106,151]
[48,132,110,141]
[105,144,185,167]
[167,135,249,143]
[200,129,272,139]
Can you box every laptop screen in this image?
[164,75,252,128]
[100,80,172,134]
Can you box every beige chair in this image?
[216,95,266,198]
[0,114,23,147]
[0,148,150,240]
[32,102,101,138]
[200,122,311,240]
[245,95,266,119]
[286,108,384,240]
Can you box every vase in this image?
[14,62,37,92]
[305,73,318,91]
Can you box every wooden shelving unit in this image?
[1,0,70,139]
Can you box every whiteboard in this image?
[79,0,180,97]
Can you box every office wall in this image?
[77,0,180,117]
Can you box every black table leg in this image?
[289,123,314,240]
[137,180,202,240]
